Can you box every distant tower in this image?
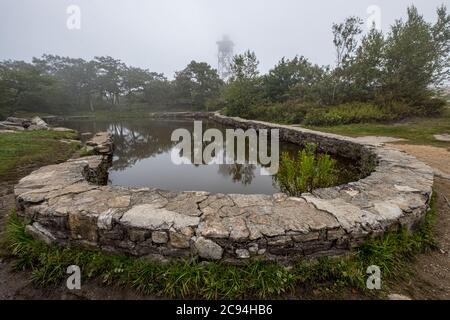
[216,35,234,80]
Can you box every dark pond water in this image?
[61,119,359,194]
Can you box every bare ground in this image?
[388,144,450,178]
[385,144,450,300]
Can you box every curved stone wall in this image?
[14,116,434,263]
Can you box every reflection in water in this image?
[109,120,264,187]
[60,119,358,194]
[218,164,256,185]
[108,122,176,171]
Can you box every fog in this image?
[0,0,446,77]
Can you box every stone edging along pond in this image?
[14,113,434,263]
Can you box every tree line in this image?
[223,5,450,124]
[0,55,223,116]
[1,5,449,125]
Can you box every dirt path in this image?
[389,178,450,299]
[387,144,450,178]
[384,143,450,300]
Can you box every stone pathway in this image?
[352,136,405,146]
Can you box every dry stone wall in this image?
[14,114,434,264]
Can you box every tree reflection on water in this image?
[108,119,259,185]
[60,118,358,194]
[218,163,256,185]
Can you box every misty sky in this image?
[0,0,447,78]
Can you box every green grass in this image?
[303,102,404,126]
[0,130,80,181]
[78,146,96,157]
[306,107,450,147]
[3,194,437,299]
[10,105,194,122]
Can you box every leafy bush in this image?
[225,99,428,126]
[303,102,407,126]
[275,144,336,196]
[247,100,314,124]
[412,98,447,116]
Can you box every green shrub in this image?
[412,98,446,116]
[275,144,336,196]
[248,100,314,124]
[302,102,415,126]
[227,98,445,127]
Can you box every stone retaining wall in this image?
[14,114,434,264]
[148,111,213,121]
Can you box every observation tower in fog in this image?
[216,35,234,80]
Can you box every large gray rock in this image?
[194,237,223,260]
[433,134,450,142]
[0,116,48,131]
[152,231,169,244]
[0,122,24,130]
[120,204,200,230]
[25,222,56,245]
[31,116,48,128]
[235,249,250,259]
[86,132,113,155]
[169,230,191,248]
[6,117,30,127]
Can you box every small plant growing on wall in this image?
[275,143,336,196]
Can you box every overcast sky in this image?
[0,0,446,77]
